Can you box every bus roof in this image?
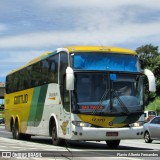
[7,46,137,75]
[65,46,137,55]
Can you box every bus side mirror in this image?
[66,67,74,90]
[144,69,156,92]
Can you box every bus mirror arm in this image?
[66,67,74,91]
[144,69,156,92]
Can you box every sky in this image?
[0,0,160,82]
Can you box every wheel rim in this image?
[145,133,150,142]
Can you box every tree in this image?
[136,44,160,105]
[136,44,159,69]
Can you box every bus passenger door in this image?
[59,52,71,139]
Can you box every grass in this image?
[0,111,4,118]
[145,97,160,115]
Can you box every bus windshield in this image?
[71,52,140,72]
[72,72,143,115]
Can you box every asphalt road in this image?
[0,125,160,160]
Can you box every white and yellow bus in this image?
[5,46,156,148]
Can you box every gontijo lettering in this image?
[14,94,28,104]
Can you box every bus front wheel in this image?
[106,140,120,148]
[51,124,65,146]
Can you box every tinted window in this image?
[59,52,70,112]
[13,73,19,92]
[6,75,13,93]
[31,62,42,86]
[48,54,59,83]
[41,59,49,84]
[19,70,25,90]
[59,52,68,85]
[25,66,32,89]
[150,117,160,124]
[6,54,59,93]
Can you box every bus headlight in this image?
[72,121,91,127]
[129,121,144,127]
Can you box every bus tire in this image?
[11,122,16,139]
[24,134,31,141]
[14,121,24,140]
[51,123,65,146]
[106,140,120,148]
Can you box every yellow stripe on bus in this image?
[77,114,127,128]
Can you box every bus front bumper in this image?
[71,126,144,141]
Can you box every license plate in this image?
[106,132,118,136]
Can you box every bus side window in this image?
[6,75,12,93]
[60,52,70,112]
[13,73,19,92]
[42,59,49,84]
[48,54,58,83]
[50,62,56,82]
[26,66,32,89]
[19,70,24,90]
[32,62,42,86]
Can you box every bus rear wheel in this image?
[13,121,27,140]
[51,124,65,146]
[11,123,16,139]
[15,121,23,140]
[106,140,120,148]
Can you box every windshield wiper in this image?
[112,89,130,114]
[92,89,109,115]
[92,88,130,115]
